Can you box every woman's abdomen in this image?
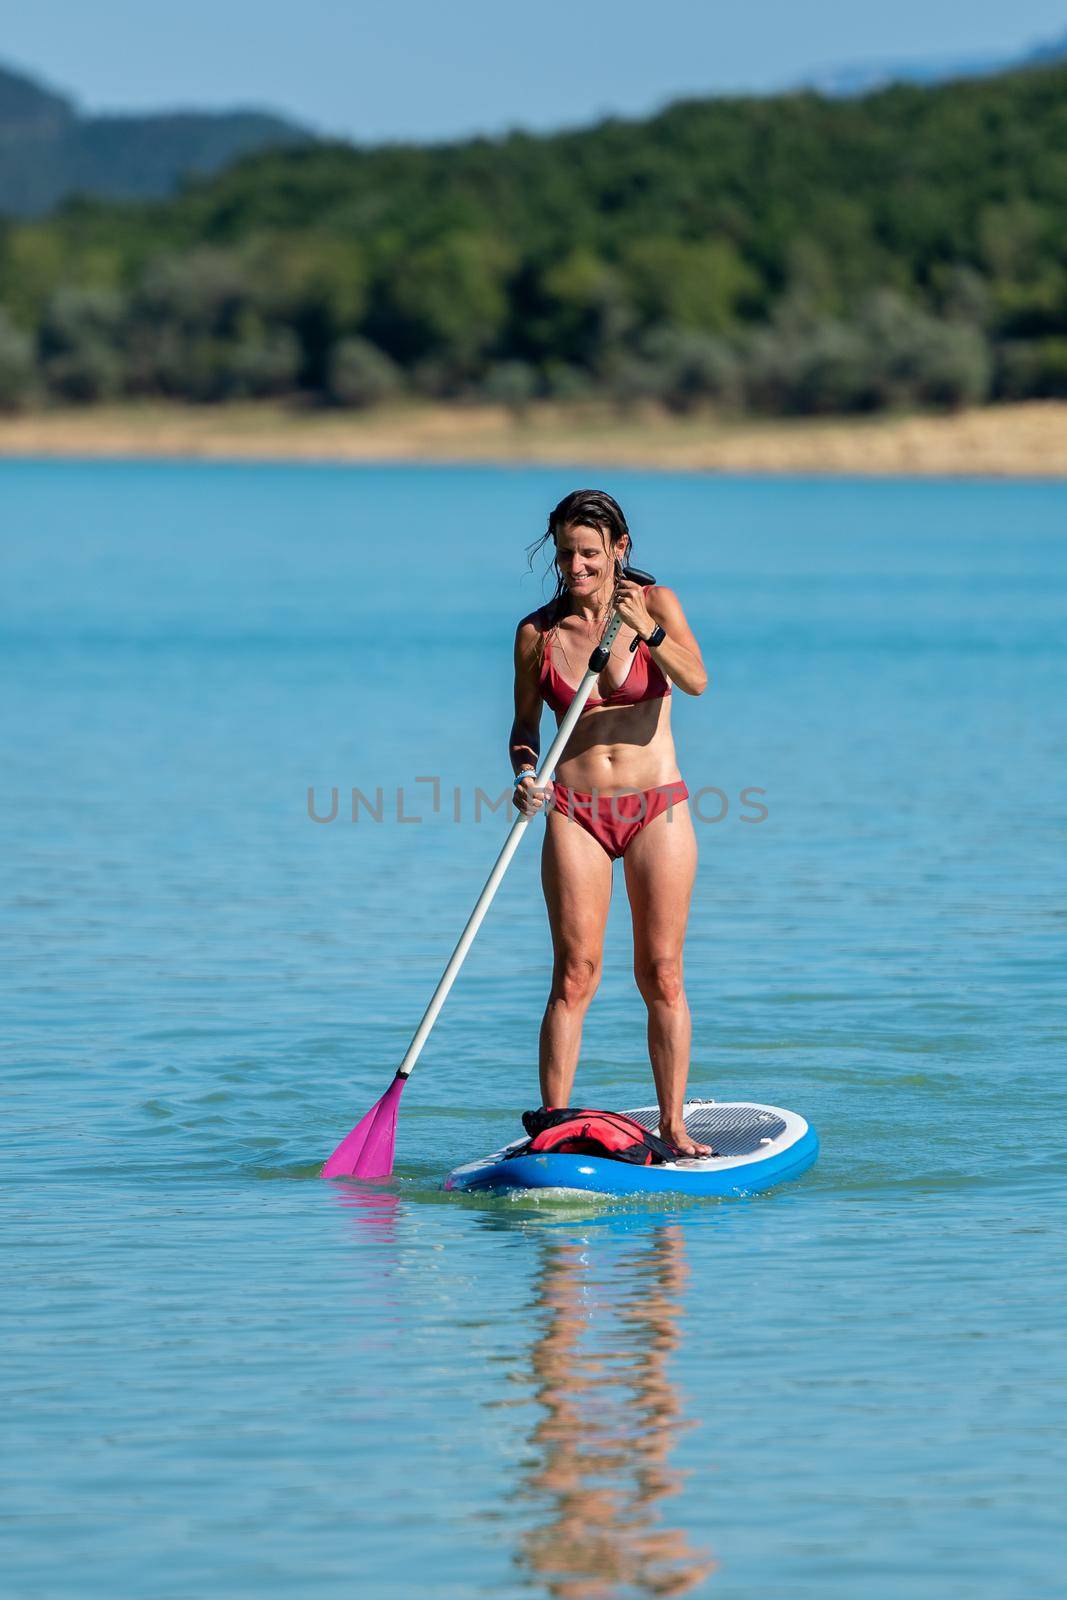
[552,705,682,793]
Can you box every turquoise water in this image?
[2,460,1065,1598]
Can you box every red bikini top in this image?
[537,588,672,716]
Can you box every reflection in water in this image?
[329,1181,402,1246]
[515,1224,715,1599]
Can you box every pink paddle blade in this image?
[321,1072,406,1180]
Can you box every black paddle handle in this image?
[623,563,657,656]
[587,564,656,669]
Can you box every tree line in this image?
[1,61,1066,415]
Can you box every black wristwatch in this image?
[644,624,667,648]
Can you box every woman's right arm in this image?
[511,619,547,815]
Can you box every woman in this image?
[511,490,711,1157]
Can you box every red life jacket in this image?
[518,1107,679,1166]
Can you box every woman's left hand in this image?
[613,577,655,641]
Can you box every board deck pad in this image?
[624,1101,788,1157]
[445,1098,819,1198]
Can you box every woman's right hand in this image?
[513,775,554,817]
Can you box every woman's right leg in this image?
[538,808,613,1106]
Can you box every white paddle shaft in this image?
[396,611,625,1078]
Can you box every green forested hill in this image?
[2,62,1066,413]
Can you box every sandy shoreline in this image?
[1,399,1065,477]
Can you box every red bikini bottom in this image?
[549,780,689,860]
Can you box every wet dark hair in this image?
[525,489,633,625]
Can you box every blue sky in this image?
[6,0,1067,141]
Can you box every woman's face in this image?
[554,523,627,596]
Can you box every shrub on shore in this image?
[327,337,404,407]
[0,307,36,409]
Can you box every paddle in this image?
[321,564,656,1180]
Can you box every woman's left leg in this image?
[622,798,710,1157]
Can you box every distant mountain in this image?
[1023,27,1067,66]
[808,26,1067,97]
[0,61,315,217]
[0,62,73,132]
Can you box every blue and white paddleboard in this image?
[445,1099,818,1198]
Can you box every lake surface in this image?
[2,460,1065,1599]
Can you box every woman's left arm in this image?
[618,583,708,696]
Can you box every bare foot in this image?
[660,1122,714,1158]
